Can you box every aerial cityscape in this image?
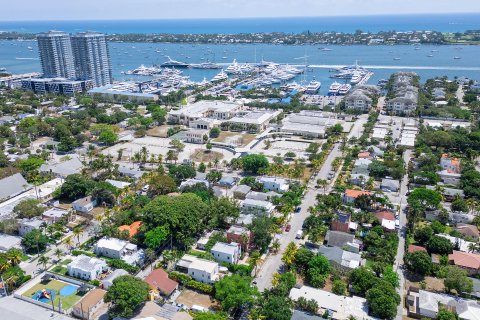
[1,1,480,320]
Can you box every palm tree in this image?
[145,248,156,271]
[317,179,328,192]
[64,237,74,252]
[249,250,261,276]
[54,248,63,262]
[72,227,83,246]
[271,239,281,254]
[0,256,11,272]
[6,248,23,266]
[38,255,49,271]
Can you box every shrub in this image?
[71,250,96,257]
[168,271,192,284]
[186,280,214,294]
[106,258,140,274]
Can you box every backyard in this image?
[22,279,85,310]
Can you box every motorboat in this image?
[160,56,190,68]
[338,84,352,95]
[305,80,321,94]
[211,69,228,82]
[328,82,341,95]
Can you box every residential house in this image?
[0,173,31,201]
[407,288,480,320]
[226,225,251,250]
[257,176,289,193]
[67,254,108,280]
[232,184,251,200]
[456,224,479,240]
[331,213,357,233]
[118,221,143,238]
[42,207,71,223]
[72,196,97,213]
[317,246,363,270]
[292,310,323,320]
[176,254,220,284]
[39,156,83,178]
[72,288,106,320]
[0,234,22,252]
[245,191,280,202]
[438,234,476,253]
[241,199,275,215]
[324,230,360,253]
[342,189,372,204]
[437,170,461,186]
[118,165,144,180]
[18,218,44,236]
[217,176,237,188]
[289,286,374,320]
[106,179,131,189]
[101,269,128,289]
[440,154,461,174]
[408,245,427,253]
[179,178,209,190]
[144,268,178,297]
[211,242,241,264]
[448,251,480,276]
[381,178,400,192]
[94,237,144,265]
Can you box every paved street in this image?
[255,115,368,291]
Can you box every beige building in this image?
[168,100,243,125]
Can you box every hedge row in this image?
[168,271,214,294]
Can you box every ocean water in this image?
[2,40,479,95]
[1,14,480,34]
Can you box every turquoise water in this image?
[33,288,56,303]
[1,14,480,34]
[2,40,479,94]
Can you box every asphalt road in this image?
[254,115,368,291]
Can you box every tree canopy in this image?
[104,275,150,318]
[214,275,259,313]
[241,154,269,174]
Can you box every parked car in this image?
[295,207,301,213]
[296,230,304,239]
[285,224,291,232]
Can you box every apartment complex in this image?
[35,30,112,88]
[37,31,76,79]
[386,72,419,115]
[71,32,113,87]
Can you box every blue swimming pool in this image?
[59,284,78,297]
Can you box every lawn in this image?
[50,265,68,275]
[22,279,85,310]
[60,259,72,266]
[190,149,224,163]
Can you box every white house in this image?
[101,269,128,289]
[42,207,70,223]
[241,199,275,215]
[211,242,241,264]
[257,176,289,193]
[177,254,220,284]
[0,234,22,252]
[72,196,97,213]
[437,170,461,186]
[94,237,144,265]
[185,129,208,144]
[18,218,44,236]
[67,254,108,281]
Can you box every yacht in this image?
[328,82,341,95]
[319,47,333,51]
[338,84,352,95]
[211,69,228,82]
[305,80,321,94]
[453,56,461,60]
[191,62,221,69]
[427,54,434,58]
[393,57,401,61]
[350,72,363,84]
[160,56,190,68]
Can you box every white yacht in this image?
[328,82,341,95]
[338,84,352,95]
[211,69,228,82]
[350,73,363,85]
[305,80,321,94]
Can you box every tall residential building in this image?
[37,31,76,79]
[71,32,113,87]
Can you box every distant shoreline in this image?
[1,30,480,45]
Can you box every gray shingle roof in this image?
[0,173,30,200]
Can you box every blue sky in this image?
[3,0,480,20]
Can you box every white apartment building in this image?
[257,176,289,193]
[168,101,243,125]
[94,237,144,265]
[211,242,241,264]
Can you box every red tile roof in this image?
[375,210,395,222]
[408,245,427,253]
[344,189,372,198]
[144,268,178,296]
[448,251,480,270]
[118,221,143,238]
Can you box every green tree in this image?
[209,127,220,138]
[241,154,269,174]
[193,312,229,320]
[405,251,432,276]
[249,216,274,253]
[21,229,49,255]
[148,174,177,196]
[451,198,469,212]
[13,198,45,219]
[206,170,222,183]
[306,255,331,288]
[414,226,434,245]
[99,129,118,145]
[258,291,293,320]
[437,308,459,320]
[59,174,95,200]
[407,188,442,210]
[214,275,259,313]
[142,194,208,246]
[332,279,347,295]
[349,267,378,296]
[38,255,49,271]
[294,247,314,274]
[282,242,298,268]
[366,281,400,320]
[427,236,453,255]
[144,226,169,249]
[104,275,150,318]
[209,197,240,229]
[444,266,473,294]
